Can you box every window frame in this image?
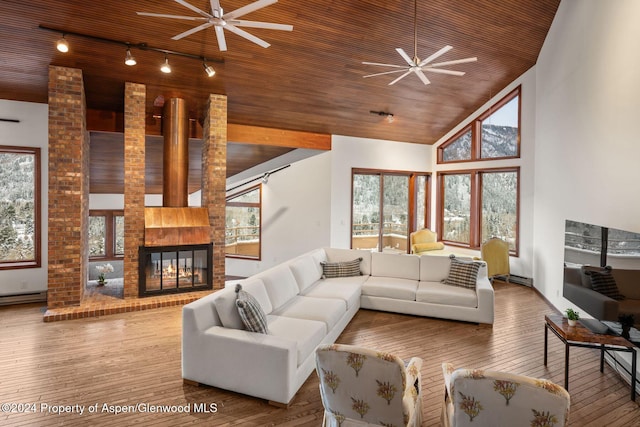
[437,167,520,256]
[88,210,124,261]
[0,145,41,270]
[225,184,262,261]
[351,168,431,253]
[438,86,521,164]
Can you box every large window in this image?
[226,185,261,260]
[438,168,519,254]
[0,146,40,269]
[438,86,520,163]
[89,210,124,260]
[351,169,430,253]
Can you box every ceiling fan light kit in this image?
[137,0,294,52]
[362,0,477,86]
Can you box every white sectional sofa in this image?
[182,247,494,405]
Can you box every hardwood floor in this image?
[1,282,639,426]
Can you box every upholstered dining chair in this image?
[315,343,423,427]
[480,237,510,282]
[441,363,570,427]
[409,228,444,254]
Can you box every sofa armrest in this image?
[182,326,298,404]
[563,282,619,321]
[475,275,495,324]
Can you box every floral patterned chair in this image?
[315,344,423,427]
[441,363,570,427]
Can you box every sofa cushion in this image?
[267,315,326,367]
[301,276,365,310]
[417,281,478,308]
[235,284,269,334]
[255,265,301,311]
[443,256,480,289]
[215,278,272,329]
[371,252,420,281]
[271,295,346,331]
[588,269,625,300]
[362,276,418,301]
[321,257,363,278]
[324,247,372,275]
[289,254,323,292]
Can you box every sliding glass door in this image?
[352,170,429,253]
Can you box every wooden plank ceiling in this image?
[0,0,560,192]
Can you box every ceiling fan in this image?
[362,0,477,86]
[137,0,293,52]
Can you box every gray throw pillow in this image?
[442,255,480,289]
[320,257,363,279]
[235,284,269,334]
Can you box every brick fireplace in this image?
[45,66,226,320]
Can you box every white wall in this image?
[225,151,332,277]
[0,100,48,295]
[431,68,538,278]
[533,0,640,309]
[329,135,432,248]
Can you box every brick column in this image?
[123,83,146,298]
[47,66,89,308]
[202,94,227,289]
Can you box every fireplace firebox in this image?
[138,243,213,297]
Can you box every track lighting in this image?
[160,56,171,73]
[203,62,216,77]
[40,25,223,76]
[56,35,69,53]
[124,48,136,66]
[370,110,395,123]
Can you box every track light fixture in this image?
[124,48,137,66]
[203,62,216,78]
[160,56,171,73]
[370,110,395,123]
[39,25,223,76]
[56,35,69,53]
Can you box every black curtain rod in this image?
[0,118,20,123]
[38,25,224,64]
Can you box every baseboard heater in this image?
[497,274,533,287]
[0,292,47,306]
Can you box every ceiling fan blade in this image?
[225,0,277,20]
[215,25,227,51]
[429,57,478,67]
[395,48,416,66]
[225,24,270,48]
[362,61,407,69]
[363,69,410,78]
[136,12,207,21]
[171,22,214,40]
[423,68,465,76]
[210,0,222,16]
[230,20,293,31]
[389,70,413,85]
[418,45,453,66]
[174,0,212,18]
[415,69,431,85]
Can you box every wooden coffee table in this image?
[544,314,637,400]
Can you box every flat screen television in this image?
[563,219,640,334]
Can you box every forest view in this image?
[0,151,35,262]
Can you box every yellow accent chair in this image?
[441,363,570,427]
[480,237,510,282]
[315,343,423,427]
[410,228,444,254]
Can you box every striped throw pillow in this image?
[588,270,625,300]
[235,284,269,334]
[443,255,480,289]
[320,257,363,279]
